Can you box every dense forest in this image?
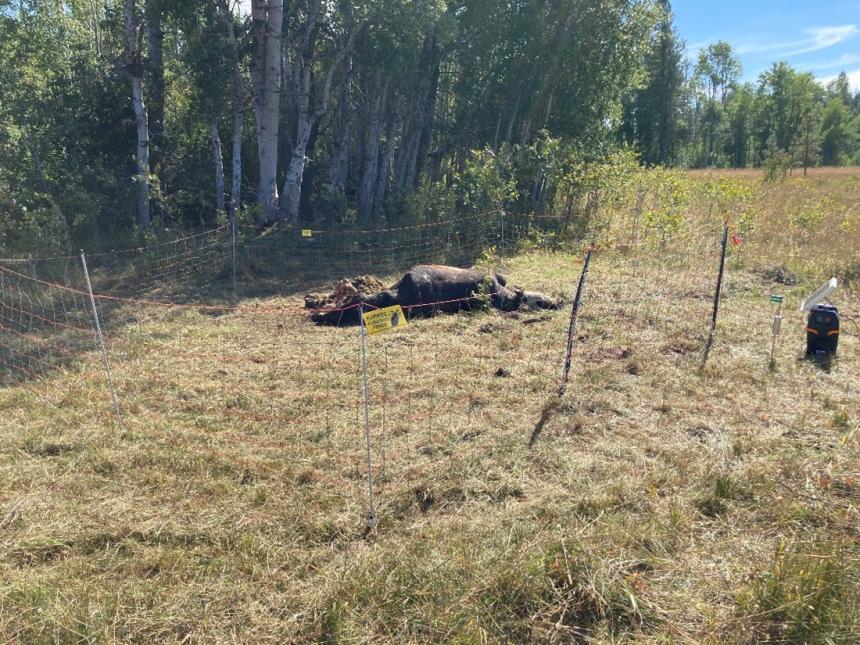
[1,0,859,254]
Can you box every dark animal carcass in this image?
[309,264,560,325]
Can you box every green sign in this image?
[770,295,784,304]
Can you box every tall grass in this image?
[0,170,858,642]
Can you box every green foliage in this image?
[820,96,857,166]
[640,168,691,240]
[736,539,859,643]
[763,137,792,183]
[398,182,457,225]
[695,41,741,104]
[454,148,516,214]
[792,199,828,231]
[1,1,858,256]
[620,0,685,165]
[653,43,860,171]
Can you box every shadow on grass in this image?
[1,218,571,388]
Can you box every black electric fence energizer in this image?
[806,304,839,357]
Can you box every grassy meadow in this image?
[1,170,858,643]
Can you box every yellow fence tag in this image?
[301,229,313,238]
[362,305,408,335]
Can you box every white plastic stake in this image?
[770,304,783,365]
[359,303,376,529]
[80,250,123,430]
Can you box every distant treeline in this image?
[0,1,858,254]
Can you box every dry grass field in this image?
[1,170,858,643]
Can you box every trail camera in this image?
[806,305,839,357]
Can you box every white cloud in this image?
[735,39,807,55]
[734,24,858,57]
[802,53,860,71]
[820,68,860,92]
[784,25,859,55]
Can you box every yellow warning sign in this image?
[362,305,408,335]
[301,229,313,238]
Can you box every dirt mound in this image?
[304,275,387,310]
[756,264,798,286]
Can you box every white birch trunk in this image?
[373,112,395,223]
[124,0,150,229]
[329,67,351,192]
[226,5,244,215]
[210,122,226,213]
[231,100,243,214]
[358,74,385,225]
[281,117,313,221]
[251,0,283,224]
[216,0,244,215]
[130,74,150,229]
[279,21,356,223]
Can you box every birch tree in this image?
[279,0,358,223]
[251,0,283,223]
[123,0,151,229]
[210,123,226,211]
[357,72,388,225]
[216,0,246,215]
[144,0,165,169]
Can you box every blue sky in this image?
[673,0,860,90]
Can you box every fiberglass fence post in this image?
[80,249,123,431]
[359,303,376,529]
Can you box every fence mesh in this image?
[0,257,95,387]
[1,209,851,520]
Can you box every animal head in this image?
[334,279,359,307]
[520,291,561,310]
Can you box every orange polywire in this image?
[1,221,726,321]
[0,321,89,359]
[0,261,505,317]
[0,300,93,333]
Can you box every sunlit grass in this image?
[1,171,858,642]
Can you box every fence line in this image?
[1,212,791,527]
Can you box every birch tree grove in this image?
[279,1,358,223]
[2,0,859,255]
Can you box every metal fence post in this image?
[80,250,123,430]
[701,221,729,368]
[559,246,594,396]
[359,303,376,528]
